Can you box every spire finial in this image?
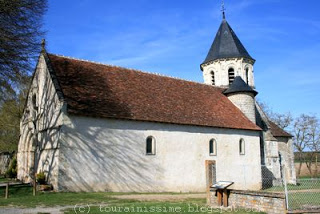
[41,39,46,51]
[221,0,226,19]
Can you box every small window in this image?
[245,68,249,84]
[32,94,38,110]
[228,68,235,85]
[211,71,215,85]
[239,138,245,155]
[209,139,217,156]
[146,136,156,155]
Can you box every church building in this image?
[17,12,296,192]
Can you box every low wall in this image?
[208,188,286,214]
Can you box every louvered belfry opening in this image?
[211,71,215,85]
[228,68,235,85]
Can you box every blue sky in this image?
[44,0,320,117]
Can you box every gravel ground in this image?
[0,205,74,214]
[111,193,206,201]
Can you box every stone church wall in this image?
[17,55,64,188]
[277,137,296,184]
[56,116,262,192]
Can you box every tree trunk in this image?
[315,155,318,178]
[297,152,303,177]
[305,156,313,177]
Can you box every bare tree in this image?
[271,112,293,130]
[0,0,47,101]
[257,100,293,130]
[293,114,315,177]
[305,116,320,177]
[258,100,320,177]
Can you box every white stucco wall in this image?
[17,54,64,187]
[57,116,262,192]
[202,58,255,88]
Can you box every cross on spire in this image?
[41,39,46,52]
[221,0,226,19]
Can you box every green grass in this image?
[0,185,135,207]
[288,192,320,210]
[264,179,320,192]
[297,175,320,179]
[0,176,12,183]
[262,179,320,211]
[0,185,266,213]
[0,182,319,213]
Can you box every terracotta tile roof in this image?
[47,53,261,131]
[268,120,292,137]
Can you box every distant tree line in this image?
[294,152,320,163]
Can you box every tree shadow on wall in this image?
[20,58,168,192]
[58,124,165,192]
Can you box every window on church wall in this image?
[146,136,156,155]
[228,68,235,85]
[239,138,245,155]
[245,68,249,84]
[210,71,215,85]
[209,139,217,156]
[32,94,38,111]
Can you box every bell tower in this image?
[200,11,255,88]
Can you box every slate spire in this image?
[201,18,254,66]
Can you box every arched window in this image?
[146,136,156,155]
[209,139,217,156]
[228,68,235,85]
[245,68,249,84]
[210,71,215,85]
[239,138,245,155]
[32,94,38,111]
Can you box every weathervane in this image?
[221,0,226,19]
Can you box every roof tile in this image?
[47,53,261,131]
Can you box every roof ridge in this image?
[49,53,225,90]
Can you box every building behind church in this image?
[17,13,296,192]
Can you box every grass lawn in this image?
[288,192,320,210]
[0,185,265,214]
[0,175,13,183]
[262,179,320,211]
[0,184,135,207]
[264,179,320,192]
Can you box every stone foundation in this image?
[208,188,286,214]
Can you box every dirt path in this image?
[288,189,320,193]
[0,205,74,214]
[111,193,206,201]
